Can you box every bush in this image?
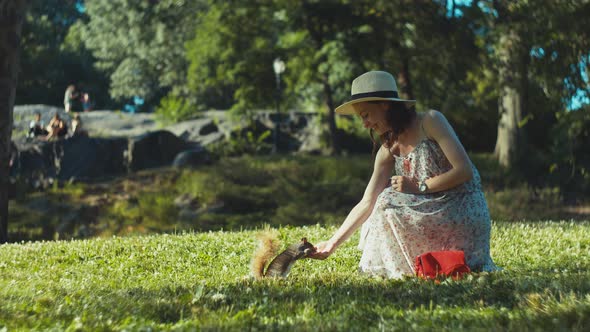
[10,153,587,243]
[155,94,197,124]
[207,122,273,157]
[548,107,590,200]
[174,155,369,229]
[334,115,373,154]
[98,191,179,236]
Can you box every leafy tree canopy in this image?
[16,0,110,107]
[80,0,206,104]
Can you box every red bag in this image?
[414,251,470,279]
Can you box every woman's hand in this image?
[308,241,337,260]
[390,175,418,193]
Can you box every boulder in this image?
[199,132,225,146]
[76,110,159,137]
[199,121,219,136]
[13,106,330,159]
[14,131,197,182]
[13,105,71,136]
[57,135,128,180]
[230,119,271,139]
[14,136,128,181]
[127,130,191,171]
[173,193,199,209]
[165,118,220,144]
[297,122,324,154]
[14,142,51,178]
[172,148,211,168]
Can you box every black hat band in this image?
[350,90,399,101]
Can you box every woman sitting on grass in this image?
[310,71,499,278]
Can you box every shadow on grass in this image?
[5,268,590,330]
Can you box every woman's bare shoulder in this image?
[422,109,446,123]
[376,144,396,163]
[417,110,441,137]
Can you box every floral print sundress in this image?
[358,138,499,279]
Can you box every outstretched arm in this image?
[310,144,394,259]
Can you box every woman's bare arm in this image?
[310,144,394,259]
[420,110,473,193]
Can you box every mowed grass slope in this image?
[1,221,589,331]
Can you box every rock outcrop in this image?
[11,105,362,183]
[12,132,196,182]
[126,130,193,172]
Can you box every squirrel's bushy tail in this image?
[251,230,281,279]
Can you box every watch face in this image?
[419,182,427,192]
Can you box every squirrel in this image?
[251,231,316,279]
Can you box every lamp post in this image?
[272,58,285,153]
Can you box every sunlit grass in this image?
[0,221,589,330]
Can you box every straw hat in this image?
[335,71,416,115]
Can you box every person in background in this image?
[81,92,93,112]
[28,112,48,138]
[45,112,68,140]
[70,113,88,137]
[310,71,499,279]
[8,140,18,170]
[64,85,78,113]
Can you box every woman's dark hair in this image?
[368,101,417,155]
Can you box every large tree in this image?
[186,0,367,153]
[80,0,205,105]
[281,0,365,154]
[15,0,104,107]
[493,24,529,168]
[184,0,485,153]
[186,1,280,112]
[0,0,27,244]
[485,0,590,168]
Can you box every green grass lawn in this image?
[1,221,589,331]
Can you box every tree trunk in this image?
[494,82,523,167]
[300,3,340,155]
[494,28,527,168]
[0,0,27,244]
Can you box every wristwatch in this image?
[418,180,428,193]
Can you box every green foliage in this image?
[443,63,499,152]
[16,0,113,108]
[486,187,564,221]
[185,1,279,112]
[8,154,589,242]
[273,2,368,151]
[155,94,196,125]
[335,115,374,153]
[48,181,86,199]
[175,156,368,230]
[99,191,179,236]
[513,2,590,105]
[1,222,590,330]
[205,116,276,157]
[80,0,205,103]
[208,129,273,158]
[17,0,589,174]
[184,0,368,122]
[549,108,590,197]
